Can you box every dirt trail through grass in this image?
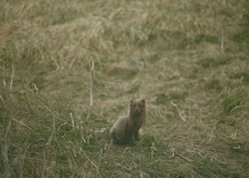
[1,0,249,177]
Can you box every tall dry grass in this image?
[1,0,249,177]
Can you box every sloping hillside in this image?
[1,0,249,177]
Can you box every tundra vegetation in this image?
[0,0,249,177]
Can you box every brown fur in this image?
[110,99,146,144]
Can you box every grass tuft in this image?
[223,96,241,113]
[156,91,188,105]
[204,79,222,91]
[195,33,219,44]
[231,71,249,84]
[198,56,230,68]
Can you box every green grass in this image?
[148,53,162,63]
[194,159,232,177]
[156,90,188,105]
[223,96,241,113]
[233,12,249,45]
[204,79,222,91]
[231,71,249,84]
[194,33,219,44]
[198,56,230,68]
[177,33,219,50]
[1,0,249,177]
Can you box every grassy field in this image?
[1,0,249,177]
